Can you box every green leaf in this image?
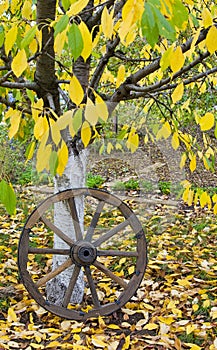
[0,180,16,215]
[170,0,188,29]
[67,23,83,61]
[62,0,71,11]
[141,9,159,47]
[0,25,4,47]
[72,109,83,134]
[54,15,69,38]
[21,26,36,49]
[49,151,58,176]
[153,7,176,41]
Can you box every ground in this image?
[0,139,217,349]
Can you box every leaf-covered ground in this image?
[0,189,217,350]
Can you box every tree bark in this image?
[38,1,93,305]
[46,149,88,305]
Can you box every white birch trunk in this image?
[46,149,88,305]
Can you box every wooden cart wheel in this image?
[18,188,147,320]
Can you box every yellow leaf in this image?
[101,6,113,39]
[34,117,49,140]
[79,21,92,61]
[12,49,28,77]
[7,307,18,323]
[171,132,180,150]
[54,29,67,56]
[206,26,217,54]
[177,278,191,287]
[5,25,18,56]
[94,93,108,122]
[0,0,9,16]
[81,121,91,147]
[200,191,211,209]
[172,83,184,103]
[123,335,130,350]
[202,8,213,28]
[91,335,107,348]
[46,341,61,348]
[107,324,120,329]
[160,45,174,71]
[186,324,196,335]
[199,112,214,131]
[203,299,210,308]
[180,153,187,169]
[57,141,68,176]
[8,110,21,139]
[22,0,32,19]
[189,154,196,172]
[56,110,73,130]
[51,122,61,146]
[192,304,199,312]
[26,141,36,161]
[143,323,159,330]
[32,98,43,121]
[67,0,89,16]
[85,98,98,126]
[36,143,52,172]
[170,47,185,73]
[126,129,139,153]
[116,65,126,88]
[128,266,135,275]
[107,141,113,154]
[156,121,171,140]
[68,75,84,106]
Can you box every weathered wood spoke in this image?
[94,260,128,289]
[93,220,130,247]
[41,216,74,246]
[85,200,105,242]
[84,266,101,308]
[62,265,81,308]
[28,247,70,255]
[68,197,83,241]
[36,258,72,288]
[97,250,138,257]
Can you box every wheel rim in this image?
[18,188,147,320]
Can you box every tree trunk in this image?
[35,0,92,305]
[46,149,88,305]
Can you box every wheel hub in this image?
[70,241,97,266]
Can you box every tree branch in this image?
[89,36,120,90]
[0,81,38,90]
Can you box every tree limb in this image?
[90,36,120,90]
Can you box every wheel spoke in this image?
[93,260,128,289]
[97,250,138,257]
[85,201,105,242]
[84,266,101,308]
[41,216,74,246]
[68,198,83,241]
[93,220,129,247]
[36,258,72,288]
[28,247,70,255]
[62,265,81,308]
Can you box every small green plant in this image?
[124,178,139,190]
[112,178,139,191]
[86,172,105,188]
[158,181,171,194]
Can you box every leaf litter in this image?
[0,188,217,349]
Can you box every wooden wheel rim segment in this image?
[18,188,147,320]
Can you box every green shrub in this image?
[86,172,105,188]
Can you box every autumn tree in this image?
[0,0,217,304]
